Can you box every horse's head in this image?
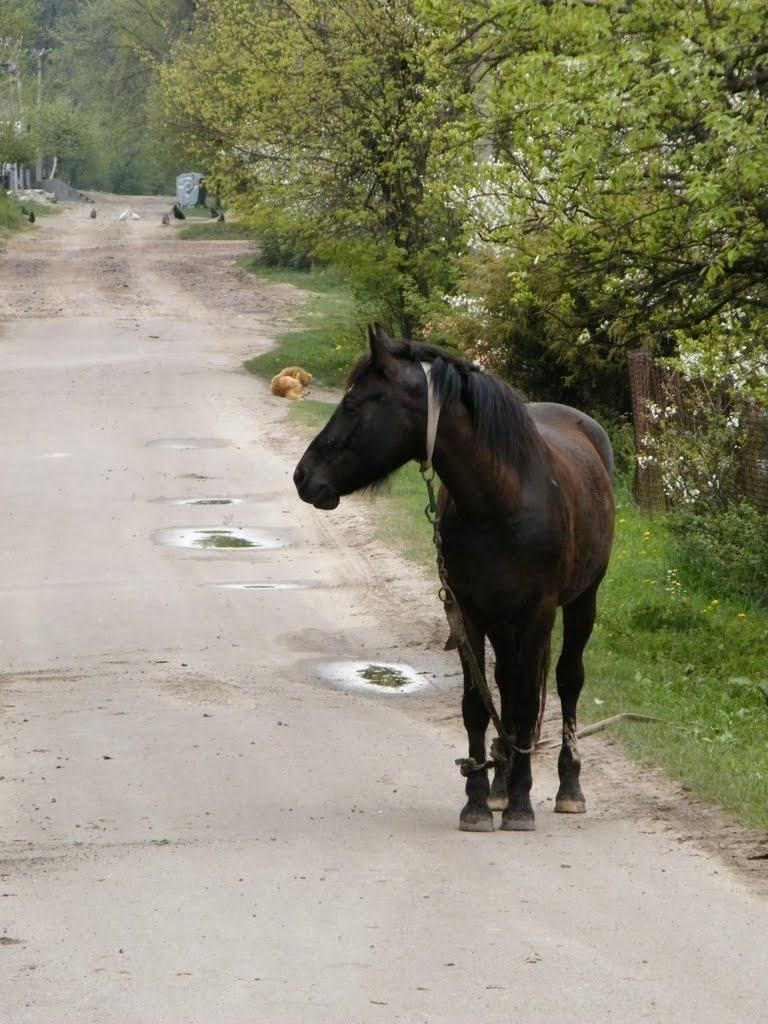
[294,324,429,509]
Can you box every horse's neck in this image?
[431,404,528,519]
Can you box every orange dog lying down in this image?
[270,366,313,400]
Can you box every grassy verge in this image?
[179,220,254,241]
[23,198,61,217]
[241,259,363,387]
[249,264,768,831]
[0,194,59,236]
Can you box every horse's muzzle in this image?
[293,463,340,510]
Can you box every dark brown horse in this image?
[294,325,614,832]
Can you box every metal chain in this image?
[419,463,535,775]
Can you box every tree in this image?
[422,0,768,405]
[160,0,468,332]
[0,119,34,164]
[37,94,89,177]
[17,0,197,191]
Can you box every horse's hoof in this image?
[486,794,507,812]
[459,803,494,832]
[554,797,586,814]
[500,811,536,832]
[460,815,494,832]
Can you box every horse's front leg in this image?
[490,601,556,832]
[457,612,493,833]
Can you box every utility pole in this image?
[34,48,52,183]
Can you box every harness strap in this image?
[419,362,441,469]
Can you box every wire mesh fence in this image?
[628,349,768,513]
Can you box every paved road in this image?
[0,197,765,1023]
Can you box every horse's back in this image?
[528,402,614,481]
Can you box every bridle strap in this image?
[420,361,441,469]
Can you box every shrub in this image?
[258,225,314,271]
[668,503,768,605]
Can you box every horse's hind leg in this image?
[458,614,493,833]
[555,580,600,814]
[491,600,556,832]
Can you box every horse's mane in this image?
[348,339,540,469]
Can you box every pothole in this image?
[154,527,287,550]
[318,660,430,695]
[153,497,243,507]
[212,581,308,591]
[146,438,231,450]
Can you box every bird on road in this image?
[172,203,185,220]
[90,208,97,219]
[217,212,225,223]
[161,213,170,226]
[28,210,35,224]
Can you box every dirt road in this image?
[0,196,765,1023]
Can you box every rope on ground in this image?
[536,712,665,750]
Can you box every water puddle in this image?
[318,660,429,695]
[146,438,231,450]
[212,581,308,591]
[154,527,287,550]
[153,496,243,507]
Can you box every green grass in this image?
[0,193,24,233]
[241,258,363,387]
[0,194,59,236]
[24,198,61,217]
[288,397,768,831]
[179,220,253,240]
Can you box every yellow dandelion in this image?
[710,598,719,606]
[737,612,746,618]
[619,518,626,524]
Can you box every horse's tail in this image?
[534,635,551,744]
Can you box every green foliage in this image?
[0,0,37,40]
[639,375,745,512]
[0,189,25,231]
[258,225,315,272]
[159,0,468,334]
[420,0,768,407]
[0,122,35,165]
[0,0,196,192]
[37,94,90,168]
[668,504,768,606]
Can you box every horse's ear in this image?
[367,323,397,375]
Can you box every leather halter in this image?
[420,361,441,470]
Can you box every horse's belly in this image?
[441,522,561,619]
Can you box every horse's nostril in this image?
[293,464,306,489]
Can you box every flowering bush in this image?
[636,357,768,604]
[637,355,766,514]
